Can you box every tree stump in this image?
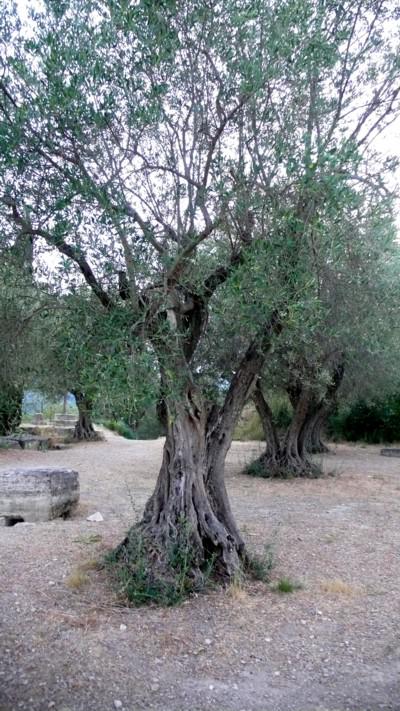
[0,467,79,526]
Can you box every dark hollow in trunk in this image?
[72,391,99,441]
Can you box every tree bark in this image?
[301,406,330,454]
[310,410,330,453]
[72,391,99,441]
[205,313,283,550]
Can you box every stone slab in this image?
[0,435,50,451]
[380,448,400,458]
[0,467,79,525]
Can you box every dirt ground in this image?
[0,432,400,711]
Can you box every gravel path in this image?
[0,432,399,711]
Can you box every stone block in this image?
[0,467,79,525]
[380,448,400,458]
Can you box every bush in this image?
[103,419,136,439]
[274,577,303,593]
[234,409,264,441]
[329,394,400,443]
[245,544,275,582]
[103,409,163,440]
[133,409,163,439]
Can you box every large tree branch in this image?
[2,197,113,309]
[206,310,283,476]
[253,380,280,455]
[200,93,249,189]
[166,220,219,284]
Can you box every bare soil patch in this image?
[1,433,400,711]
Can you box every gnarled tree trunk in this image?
[72,391,98,441]
[116,372,243,585]
[301,407,330,454]
[249,381,320,478]
[249,359,345,478]
[116,312,282,588]
[300,361,345,455]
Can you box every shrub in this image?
[245,543,275,582]
[103,419,136,439]
[103,409,163,440]
[244,458,269,478]
[234,395,292,442]
[329,394,400,443]
[234,408,263,441]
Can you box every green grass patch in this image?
[274,577,303,593]
[106,520,216,607]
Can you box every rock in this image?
[119,624,127,632]
[87,511,103,522]
[113,701,123,709]
[0,468,79,524]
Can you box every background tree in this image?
[248,199,400,476]
[34,290,160,440]
[0,240,39,434]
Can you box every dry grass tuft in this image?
[227,576,248,602]
[66,567,90,590]
[320,578,360,596]
[79,558,101,571]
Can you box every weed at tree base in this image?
[105,520,216,607]
[245,543,275,582]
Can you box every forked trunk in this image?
[72,391,98,441]
[115,315,282,592]
[300,361,345,455]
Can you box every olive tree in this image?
[251,201,400,477]
[1,0,399,590]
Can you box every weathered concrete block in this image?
[0,467,79,525]
[380,448,400,458]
